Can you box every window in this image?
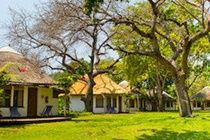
[53,90,59,98]
[129,99,135,108]
[207,101,210,107]
[166,101,173,108]
[96,96,104,108]
[166,101,171,108]
[197,101,201,107]
[113,97,117,108]
[13,88,24,107]
[0,89,11,107]
[193,101,196,107]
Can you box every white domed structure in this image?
[0,46,22,55]
[119,80,129,89]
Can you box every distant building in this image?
[119,81,176,111]
[191,86,210,110]
[69,74,130,113]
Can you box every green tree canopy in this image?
[110,0,210,117]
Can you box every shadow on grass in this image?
[0,124,27,128]
[136,129,210,140]
[71,119,93,123]
[147,116,176,122]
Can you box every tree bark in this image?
[84,74,95,112]
[156,73,164,112]
[151,100,158,111]
[174,76,192,117]
[156,86,164,112]
[85,93,93,112]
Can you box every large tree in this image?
[8,0,119,112]
[123,55,173,111]
[100,0,210,117]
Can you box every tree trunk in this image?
[151,88,158,111]
[174,76,192,117]
[151,100,158,111]
[85,91,93,112]
[156,87,164,112]
[155,64,164,112]
[156,76,164,112]
[84,75,95,112]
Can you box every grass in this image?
[1,111,210,140]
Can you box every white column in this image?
[137,96,140,110]
[10,86,14,107]
[24,86,28,107]
[103,95,106,112]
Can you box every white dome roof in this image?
[119,80,129,88]
[0,47,22,55]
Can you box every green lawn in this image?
[1,112,210,140]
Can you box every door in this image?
[28,88,37,117]
[118,96,122,113]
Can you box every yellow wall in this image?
[37,88,58,116]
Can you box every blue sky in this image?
[0,0,45,47]
[0,0,139,48]
[0,0,138,63]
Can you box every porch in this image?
[93,95,123,113]
[93,94,139,113]
[0,85,58,117]
[192,100,210,110]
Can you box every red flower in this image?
[79,76,86,81]
[19,67,28,72]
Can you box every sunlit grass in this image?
[0,111,210,140]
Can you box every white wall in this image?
[69,95,139,114]
[37,87,58,116]
[70,96,85,112]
